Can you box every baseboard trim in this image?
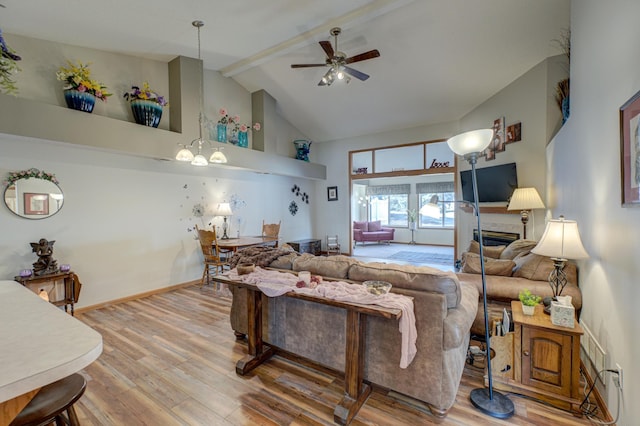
[580,359,614,423]
[74,280,200,314]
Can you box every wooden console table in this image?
[213,275,402,425]
[14,271,79,316]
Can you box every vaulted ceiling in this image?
[1,0,570,142]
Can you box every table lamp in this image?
[507,187,545,239]
[531,216,588,311]
[447,129,515,419]
[215,202,233,239]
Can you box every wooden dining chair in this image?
[262,220,281,247]
[195,225,229,287]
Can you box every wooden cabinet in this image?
[286,239,321,255]
[489,301,583,414]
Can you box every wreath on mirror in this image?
[3,168,59,187]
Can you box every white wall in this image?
[548,2,640,422]
[0,136,314,308]
[455,56,567,253]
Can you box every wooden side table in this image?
[14,271,78,316]
[489,301,583,415]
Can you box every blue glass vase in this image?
[216,123,227,143]
[130,100,163,127]
[293,139,312,162]
[238,131,249,148]
[64,89,95,113]
[561,96,570,124]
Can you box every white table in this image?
[0,280,102,424]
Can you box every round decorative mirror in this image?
[3,169,64,219]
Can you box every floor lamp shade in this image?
[446,129,493,156]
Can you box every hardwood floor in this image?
[73,285,601,425]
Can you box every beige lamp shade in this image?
[507,187,545,211]
[446,129,493,156]
[215,202,233,217]
[532,216,589,260]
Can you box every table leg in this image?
[334,310,371,425]
[235,288,273,375]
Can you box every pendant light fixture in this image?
[175,20,227,166]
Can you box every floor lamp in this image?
[447,129,515,419]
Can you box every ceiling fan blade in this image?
[291,63,327,68]
[343,66,370,81]
[319,40,334,59]
[345,49,380,64]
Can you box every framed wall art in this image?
[24,193,49,215]
[327,186,338,201]
[620,89,640,206]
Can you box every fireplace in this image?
[473,230,520,246]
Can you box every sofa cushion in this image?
[353,221,369,231]
[467,240,506,259]
[368,220,383,231]
[268,252,298,270]
[348,262,461,308]
[511,252,577,285]
[461,252,515,276]
[292,254,360,279]
[500,239,539,260]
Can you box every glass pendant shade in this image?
[176,147,195,162]
[191,153,208,166]
[210,149,227,164]
[446,129,493,156]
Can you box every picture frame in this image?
[327,186,338,201]
[492,117,506,153]
[24,193,49,215]
[620,89,640,206]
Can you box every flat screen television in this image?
[460,162,518,203]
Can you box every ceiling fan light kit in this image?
[291,27,380,86]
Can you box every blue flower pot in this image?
[293,139,312,161]
[238,131,248,148]
[64,90,95,113]
[216,123,227,143]
[130,100,163,127]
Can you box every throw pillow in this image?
[353,221,369,232]
[461,252,515,276]
[466,240,506,259]
[500,239,539,260]
[368,220,383,232]
[512,252,556,281]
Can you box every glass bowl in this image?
[363,280,392,295]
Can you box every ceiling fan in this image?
[291,27,380,86]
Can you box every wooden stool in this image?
[10,373,86,426]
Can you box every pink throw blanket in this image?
[224,267,417,368]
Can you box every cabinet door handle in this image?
[523,350,530,356]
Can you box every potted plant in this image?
[123,82,168,128]
[519,289,541,315]
[407,208,417,229]
[56,61,111,113]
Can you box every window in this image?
[369,194,409,226]
[366,183,410,227]
[417,181,455,228]
[419,192,455,228]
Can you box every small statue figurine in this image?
[30,238,58,276]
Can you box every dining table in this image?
[0,280,103,425]
[216,236,278,253]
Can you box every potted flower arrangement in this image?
[235,122,261,148]
[56,60,111,113]
[519,289,541,316]
[123,82,169,128]
[0,28,22,95]
[214,108,239,143]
